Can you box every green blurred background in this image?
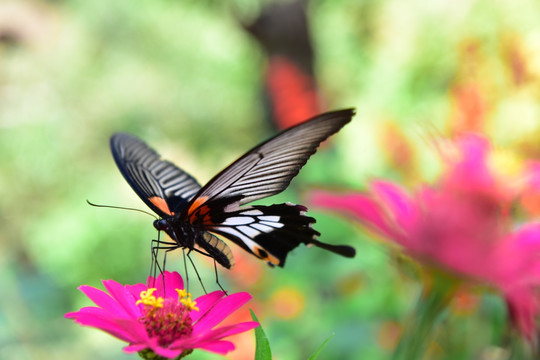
[2,0,540,359]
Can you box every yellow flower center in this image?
[136,288,198,349]
[176,289,199,311]
[136,288,164,308]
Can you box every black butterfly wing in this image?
[110,133,202,217]
[206,203,320,267]
[182,109,356,267]
[185,109,356,211]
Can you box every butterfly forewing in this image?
[184,109,355,216]
[110,133,202,216]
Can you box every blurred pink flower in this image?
[65,271,259,359]
[521,161,540,217]
[309,134,540,339]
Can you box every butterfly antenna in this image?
[87,200,158,220]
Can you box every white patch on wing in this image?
[221,216,255,226]
[238,225,261,238]
[240,209,264,216]
[251,223,275,233]
[260,220,284,228]
[259,215,280,222]
[215,227,260,253]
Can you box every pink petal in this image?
[66,309,139,342]
[525,161,540,186]
[151,343,185,359]
[113,318,152,345]
[197,340,235,354]
[153,271,185,299]
[371,181,417,232]
[308,190,397,239]
[65,305,103,318]
[190,291,226,322]
[442,134,496,193]
[77,284,128,317]
[169,321,258,353]
[196,321,260,342]
[505,290,539,340]
[102,280,140,319]
[127,335,186,358]
[123,336,161,354]
[493,223,540,288]
[123,343,148,353]
[67,316,130,340]
[512,223,540,250]
[125,283,147,300]
[193,293,252,333]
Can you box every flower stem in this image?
[508,332,535,360]
[392,272,456,360]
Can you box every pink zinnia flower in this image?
[309,134,540,340]
[65,271,259,359]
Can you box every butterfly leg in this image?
[150,238,176,274]
[152,242,181,293]
[181,249,190,293]
[149,234,178,288]
[150,238,161,286]
[213,260,228,295]
[185,250,208,295]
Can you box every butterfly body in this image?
[153,218,194,249]
[153,216,235,268]
[111,109,356,269]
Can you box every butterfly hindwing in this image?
[205,203,319,267]
[110,133,202,217]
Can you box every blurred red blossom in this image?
[378,121,417,181]
[309,134,540,340]
[266,55,321,129]
[501,32,531,87]
[65,271,258,359]
[450,83,487,134]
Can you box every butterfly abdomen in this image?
[198,232,235,269]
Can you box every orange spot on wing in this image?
[202,213,213,226]
[192,206,213,225]
[188,197,212,224]
[149,196,173,215]
[199,205,210,215]
[188,196,209,215]
[254,246,280,266]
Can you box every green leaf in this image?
[309,333,335,360]
[250,309,272,360]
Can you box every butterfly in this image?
[110,109,356,270]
